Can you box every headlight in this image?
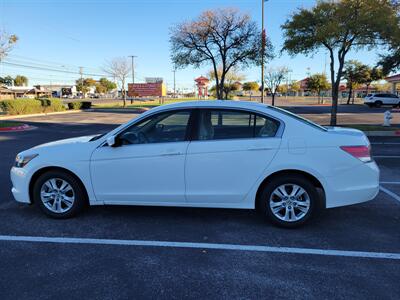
[15,154,38,168]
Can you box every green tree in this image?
[76,77,96,96]
[282,0,399,125]
[96,77,117,94]
[208,68,245,99]
[364,67,383,95]
[342,61,369,104]
[0,75,13,86]
[14,75,28,87]
[378,2,400,74]
[289,81,301,96]
[170,8,273,100]
[307,73,331,103]
[242,81,259,100]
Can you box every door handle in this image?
[247,147,272,151]
[160,152,183,156]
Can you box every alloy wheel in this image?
[269,184,311,222]
[40,178,75,213]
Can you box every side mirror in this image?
[106,136,116,147]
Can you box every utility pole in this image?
[261,0,269,104]
[173,65,176,98]
[79,66,83,98]
[128,55,137,84]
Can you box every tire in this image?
[32,170,87,219]
[374,101,382,108]
[258,175,320,228]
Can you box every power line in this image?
[1,61,109,77]
[7,54,104,73]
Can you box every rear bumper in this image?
[324,161,380,208]
[10,167,31,204]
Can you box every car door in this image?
[185,108,282,204]
[90,109,193,204]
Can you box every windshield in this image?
[267,106,327,131]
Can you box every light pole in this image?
[261,0,268,104]
[173,65,177,98]
[128,55,137,84]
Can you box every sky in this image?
[0,0,386,91]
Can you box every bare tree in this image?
[170,8,273,100]
[103,57,131,107]
[264,67,288,106]
[0,30,18,80]
[0,30,18,61]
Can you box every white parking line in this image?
[0,235,399,260]
[380,186,400,203]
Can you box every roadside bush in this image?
[81,101,92,109]
[68,102,82,110]
[38,98,65,113]
[0,99,43,115]
[67,101,92,110]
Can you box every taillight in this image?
[340,145,372,162]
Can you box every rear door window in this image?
[196,109,279,141]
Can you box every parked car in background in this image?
[10,101,379,228]
[364,93,400,108]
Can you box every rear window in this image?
[267,106,327,131]
[197,109,279,140]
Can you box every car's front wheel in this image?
[374,101,383,108]
[258,175,320,228]
[32,170,87,218]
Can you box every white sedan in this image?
[10,101,379,227]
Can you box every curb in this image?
[364,130,400,137]
[0,124,36,132]
[0,109,93,120]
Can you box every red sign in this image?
[128,83,164,97]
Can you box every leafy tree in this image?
[208,68,245,99]
[307,73,331,103]
[364,67,383,95]
[264,66,288,106]
[96,77,117,94]
[289,81,301,95]
[14,75,28,87]
[242,81,259,100]
[103,57,131,107]
[170,8,273,100]
[282,0,399,125]
[76,77,96,96]
[0,75,13,86]
[0,30,18,61]
[342,61,369,104]
[378,2,400,74]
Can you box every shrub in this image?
[81,101,92,109]
[0,99,43,115]
[38,98,65,113]
[67,101,92,110]
[68,102,82,110]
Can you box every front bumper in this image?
[10,167,31,204]
[324,161,380,208]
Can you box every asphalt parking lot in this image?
[0,111,399,299]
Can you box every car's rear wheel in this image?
[374,101,383,108]
[32,170,87,218]
[258,175,319,228]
